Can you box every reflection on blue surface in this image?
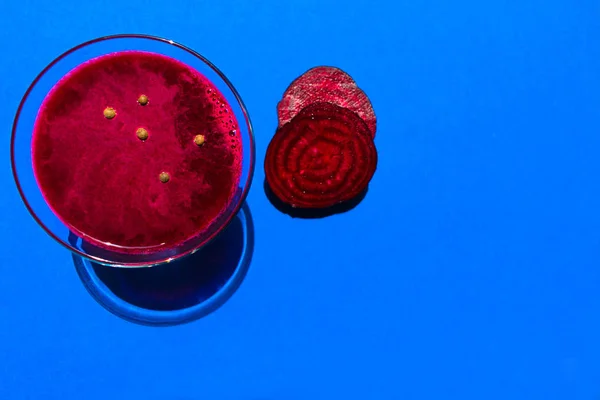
[73,203,254,326]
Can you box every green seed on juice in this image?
[159,172,170,183]
[137,94,149,106]
[136,127,149,141]
[103,107,116,119]
[194,134,206,146]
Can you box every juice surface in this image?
[32,51,243,254]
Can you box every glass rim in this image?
[10,33,256,268]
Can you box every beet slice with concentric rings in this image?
[277,66,377,137]
[265,102,377,209]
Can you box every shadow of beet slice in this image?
[265,102,377,210]
[277,66,377,137]
[264,179,369,218]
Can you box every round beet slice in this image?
[265,102,377,209]
[277,66,377,137]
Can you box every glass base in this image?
[73,203,254,326]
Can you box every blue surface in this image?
[1,1,600,399]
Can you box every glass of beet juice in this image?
[11,34,255,267]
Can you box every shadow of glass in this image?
[263,179,369,219]
[73,203,254,327]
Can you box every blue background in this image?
[1,0,600,399]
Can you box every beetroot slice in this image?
[265,102,377,209]
[277,66,377,137]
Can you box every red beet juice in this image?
[32,51,243,254]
